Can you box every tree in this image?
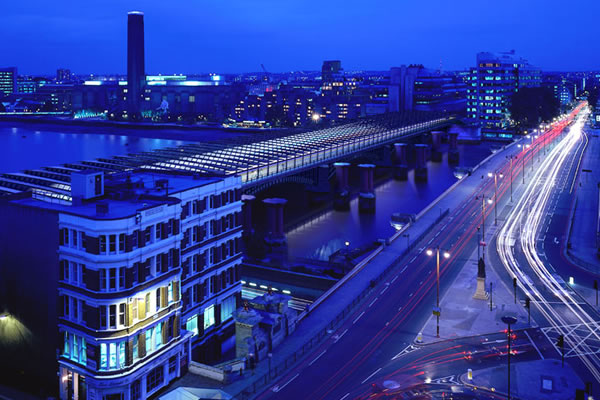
[509,87,560,129]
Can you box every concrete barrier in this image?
[189,361,228,382]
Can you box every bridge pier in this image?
[448,132,459,164]
[358,164,376,213]
[431,130,443,162]
[415,144,428,182]
[241,194,256,239]
[393,143,408,181]
[333,162,350,211]
[263,198,288,262]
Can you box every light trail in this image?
[497,105,600,382]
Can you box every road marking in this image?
[369,298,378,307]
[400,265,408,273]
[309,350,327,366]
[524,330,544,360]
[441,223,448,230]
[272,373,300,392]
[419,280,423,285]
[398,306,403,311]
[427,238,434,245]
[353,311,365,324]
[391,275,398,283]
[435,231,440,238]
[380,286,389,295]
[339,393,350,400]
[409,292,414,297]
[361,367,382,384]
[410,256,417,263]
[333,329,348,343]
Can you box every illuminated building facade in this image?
[0,67,17,96]
[0,169,242,399]
[467,51,541,139]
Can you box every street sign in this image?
[433,306,441,316]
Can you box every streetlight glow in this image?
[443,251,450,259]
[426,249,433,256]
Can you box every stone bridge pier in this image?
[448,132,459,164]
[415,144,428,182]
[393,143,408,180]
[358,164,376,213]
[333,162,350,210]
[431,130,444,162]
[263,198,288,262]
[241,194,256,239]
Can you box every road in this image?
[251,107,585,399]
[495,106,600,387]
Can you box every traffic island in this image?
[460,359,584,400]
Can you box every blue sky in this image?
[2,0,599,75]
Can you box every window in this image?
[109,268,116,290]
[72,229,78,247]
[146,365,164,392]
[156,288,161,311]
[168,282,173,303]
[63,260,69,281]
[109,235,116,253]
[119,341,125,368]
[131,380,141,400]
[109,305,116,329]
[132,300,138,323]
[119,234,125,252]
[156,223,162,239]
[204,305,215,329]
[99,236,106,253]
[119,304,125,326]
[156,254,162,273]
[119,267,125,289]
[155,322,162,348]
[145,329,152,354]
[186,315,198,336]
[109,342,117,369]
[100,269,107,290]
[133,336,139,360]
[100,343,107,369]
[145,294,151,316]
[100,306,107,329]
[221,295,236,323]
[144,227,152,244]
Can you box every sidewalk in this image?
[164,136,531,398]
[417,224,533,344]
[567,125,600,272]
[461,359,583,399]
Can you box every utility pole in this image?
[513,277,517,304]
[525,296,531,324]
[558,334,565,367]
[490,282,493,311]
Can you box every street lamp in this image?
[488,171,503,225]
[476,195,493,259]
[501,315,518,400]
[427,247,450,338]
[506,155,514,202]
[517,144,530,184]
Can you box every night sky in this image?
[3,0,599,75]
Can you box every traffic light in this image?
[557,334,564,348]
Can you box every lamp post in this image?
[506,155,514,202]
[427,247,450,338]
[502,315,518,400]
[476,195,493,259]
[488,171,503,225]
[517,143,530,184]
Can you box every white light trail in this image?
[497,106,600,381]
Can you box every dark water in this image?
[0,123,248,173]
[286,144,494,261]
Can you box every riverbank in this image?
[0,116,295,142]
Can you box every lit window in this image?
[186,315,198,336]
[204,305,215,329]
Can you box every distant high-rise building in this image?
[0,67,17,96]
[57,68,71,83]
[127,11,146,118]
[321,60,342,83]
[467,50,541,139]
[389,66,466,115]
